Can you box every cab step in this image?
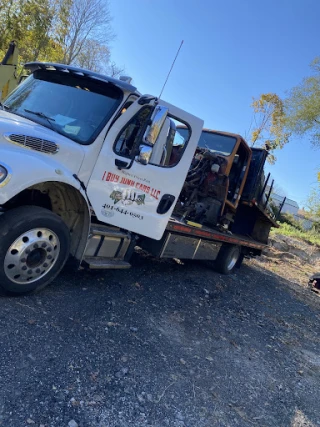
[84,223,132,261]
[83,257,131,269]
[90,224,128,239]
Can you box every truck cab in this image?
[0,62,203,293]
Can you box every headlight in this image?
[0,165,8,184]
[0,166,7,182]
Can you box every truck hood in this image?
[0,110,85,174]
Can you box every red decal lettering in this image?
[135,183,150,194]
[120,177,135,187]
[150,188,161,200]
[106,172,119,183]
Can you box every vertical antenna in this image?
[159,40,184,99]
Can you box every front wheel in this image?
[214,244,241,275]
[0,206,70,294]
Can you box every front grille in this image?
[5,133,59,154]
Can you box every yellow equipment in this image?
[0,41,19,101]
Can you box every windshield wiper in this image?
[0,102,10,111]
[24,109,56,130]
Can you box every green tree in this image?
[307,186,320,218]
[249,93,290,164]
[286,58,320,147]
[0,0,120,76]
[0,0,62,67]
[20,0,56,61]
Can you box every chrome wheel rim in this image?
[227,250,239,271]
[4,228,60,285]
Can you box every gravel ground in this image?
[0,249,319,427]
[253,234,320,289]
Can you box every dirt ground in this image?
[253,234,320,290]
[0,240,319,427]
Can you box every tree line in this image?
[0,0,123,76]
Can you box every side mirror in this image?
[136,144,153,165]
[143,105,169,146]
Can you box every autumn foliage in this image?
[250,93,290,164]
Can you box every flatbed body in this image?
[140,215,266,264]
[167,216,267,250]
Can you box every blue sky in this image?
[109,0,319,208]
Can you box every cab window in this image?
[150,118,190,167]
[114,107,152,158]
[114,110,190,168]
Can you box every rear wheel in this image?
[214,244,241,274]
[0,206,70,294]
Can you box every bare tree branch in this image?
[62,0,114,65]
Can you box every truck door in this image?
[87,97,203,240]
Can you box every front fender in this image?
[0,147,85,205]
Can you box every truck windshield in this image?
[177,128,237,156]
[4,70,123,144]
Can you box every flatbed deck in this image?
[167,217,267,251]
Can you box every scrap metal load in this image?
[174,148,229,228]
[173,128,278,243]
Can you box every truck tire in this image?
[0,206,70,294]
[214,244,241,275]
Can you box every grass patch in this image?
[271,222,320,247]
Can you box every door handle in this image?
[115,159,130,169]
[157,194,176,214]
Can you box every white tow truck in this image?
[0,62,204,293]
[0,62,275,294]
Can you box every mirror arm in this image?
[138,95,158,105]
